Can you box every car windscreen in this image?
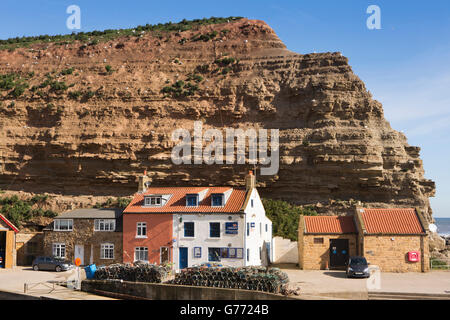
[350,257,367,265]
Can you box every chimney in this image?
[138,170,149,193]
[245,170,256,191]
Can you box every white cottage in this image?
[172,171,272,269]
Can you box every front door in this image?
[179,247,188,269]
[329,239,349,269]
[75,245,84,265]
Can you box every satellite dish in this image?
[429,223,438,233]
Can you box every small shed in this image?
[0,214,19,268]
[298,215,358,270]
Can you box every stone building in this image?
[298,208,430,272]
[43,208,123,266]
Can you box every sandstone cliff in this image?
[0,18,435,220]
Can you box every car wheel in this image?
[33,265,39,271]
[55,265,62,272]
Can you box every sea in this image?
[435,218,450,237]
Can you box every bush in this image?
[262,198,317,241]
[0,195,57,227]
[105,65,113,74]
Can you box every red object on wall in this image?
[408,251,420,262]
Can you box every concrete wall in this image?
[173,214,245,269]
[299,233,357,270]
[272,237,298,264]
[363,235,429,272]
[81,279,295,300]
[43,219,123,266]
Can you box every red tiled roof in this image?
[359,208,425,234]
[304,216,356,234]
[123,187,247,214]
[0,214,19,233]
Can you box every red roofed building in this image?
[298,208,430,272]
[122,172,273,269]
[0,214,19,269]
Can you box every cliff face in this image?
[0,19,435,219]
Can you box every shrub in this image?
[262,198,317,241]
[105,65,113,74]
[60,67,74,75]
[68,91,82,100]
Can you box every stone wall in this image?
[363,235,429,272]
[81,280,297,300]
[43,219,122,266]
[16,232,44,265]
[298,233,357,270]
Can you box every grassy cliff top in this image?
[0,16,244,51]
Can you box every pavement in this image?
[0,266,115,300]
[279,264,450,299]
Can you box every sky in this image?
[1,0,449,217]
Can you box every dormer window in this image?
[144,196,162,206]
[211,194,224,207]
[186,194,199,207]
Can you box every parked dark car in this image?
[346,256,370,278]
[32,256,74,272]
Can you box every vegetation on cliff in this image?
[0,16,243,50]
[0,194,57,228]
[262,199,317,241]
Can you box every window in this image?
[228,248,237,258]
[260,223,262,235]
[208,248,221,262]
[211,194,224,207]
[101,243,114,259]
[54,219,73,231]
[136,222,147,238]
[160,247,170,264]
[251,199,254,208]
[145,196,162,206]
[265,224,268,232]
[135,247,148,261]
[52,243,66,258]
[246,248,250,262]
[186,194,198,207]
[184,222,194,237]
[94,219,115,231]
[246,223,250,236]
[220,248,229,258]
[314,237,324,244]
[209,222,220,238]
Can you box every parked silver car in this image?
[32,256,74,272]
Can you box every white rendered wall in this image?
[272,236,298,263]
[173,213,245,270]
[244,189,273,266]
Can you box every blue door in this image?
[179,247,188,269]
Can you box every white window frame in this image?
[144,196,162,207]
[100,243,114,259]
[54,219,73,231]
[209,222,221,239]
[94,219,116,232]
[211,194,224,207]
[134,247,148,262]
[160,246,170,264]
[52,243,66,258]
[136,222,147,238]
[183,221,195,238]
[186,194,199,207]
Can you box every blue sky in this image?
[1,1,449,217]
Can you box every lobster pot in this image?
[93,263,171,283]
[168,266,289,294]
